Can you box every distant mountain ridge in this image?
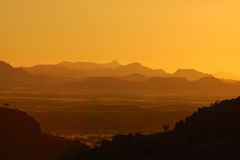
[0,61,30,78]
[58,60,121,70]
[1,60,240,96]
[23,61,210,81]
[172,69,211,81]
[122,73,149,81]
[57,76,240,96]
[0,61,46,86]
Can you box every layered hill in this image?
[59,61,121,70]
[2,60,240,96]
[0,61,46,87]
[58,76,240,95]
[172,69,211,81]
[24,61,169,79]
[0,60,218,82]
[23,61,210,81]
[122,73,149,81]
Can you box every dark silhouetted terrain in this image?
[2,96,240,159]
[0,107,88,160]
[69,97,240,160]
[2,60,240,159]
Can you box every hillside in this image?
[0,61,46,87]
[74,97,240,160]
[2,97,240,160]
[0,107,87,160]
[174,96,240,138]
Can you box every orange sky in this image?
[1,0,240,76]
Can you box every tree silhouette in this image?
[3,103,10,107]
[163,124,170,132]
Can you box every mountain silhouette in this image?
[113,62,168,77]
[0,61,46,86]
[193,76,225,86]
[174,97,240,138]
[58,61,120,70]
[0,61,30,79]
[23,61,169,79]
[58,76,240,95]
[2,60,240,96]
[0,107,66,160]
[24,61,122,79]
[0,107,88,160]
[24,64,86,79]
[122,73,148,81]
[172,69,211,81]
[24,61,215,81]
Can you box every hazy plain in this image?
[0,93,232,144]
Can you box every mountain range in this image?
[23,61,211,81]
[1,60,240,96]
[58,76,240,96]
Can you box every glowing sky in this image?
[1,0,240,75]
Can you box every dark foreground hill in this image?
[3,97,240,160]
[0,107,88,160]
[71,97,240,160]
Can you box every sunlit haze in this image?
[1,0,240,76]
[2,1,240,159]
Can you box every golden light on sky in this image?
[1,0,240,74]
